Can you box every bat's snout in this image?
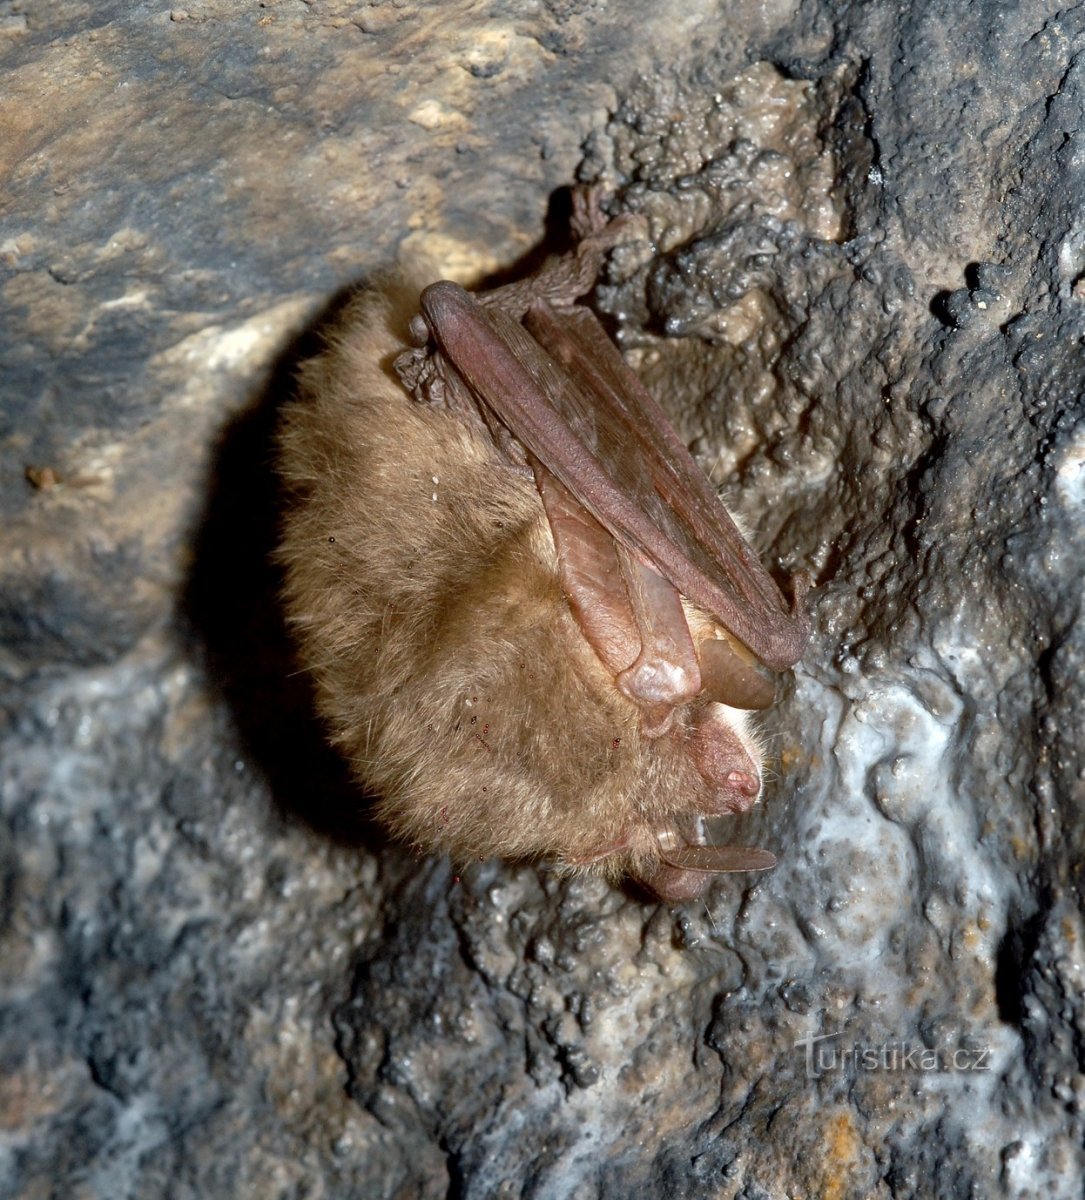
[687,703,762,815]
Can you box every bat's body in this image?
[278,195,808,901]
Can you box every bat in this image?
[277,187,810,902]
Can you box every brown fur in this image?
[277,274,763,889]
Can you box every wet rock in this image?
[2,1,1083,1197]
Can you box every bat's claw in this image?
[569,182,610,240]
[789,568,814,614]
[569,182,647,246]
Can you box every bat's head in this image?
[629,701,773,902]
[561,698,772,903]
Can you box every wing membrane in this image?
[419,280,809,670]
[658,844,778,873]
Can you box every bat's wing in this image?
[659,844,777,872]
[418,281,810,683]
[640,841,778,901]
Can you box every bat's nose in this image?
[711,778,760,815]
[710,767,760,815]
[726,770,760,798]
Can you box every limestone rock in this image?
[2,2,1083,1197]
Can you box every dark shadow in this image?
[178,195,575,852]
[929,288,959,329]
[994,901,1046,1027]
[180,285,388,849]
[471,186,578,291]
[184,189,741,879]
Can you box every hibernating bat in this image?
[277,187,810,902]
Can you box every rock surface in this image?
[2,1,1084,1198]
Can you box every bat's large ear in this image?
[418,281,803,713]
[698,637,776,710]
[419,196,810,674]
[521,300,811,672]
[639,840,778,903]
[534,465,703,736]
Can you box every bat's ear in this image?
[535,466,708,734]
[637,843,777,903]
[698,638,776,710]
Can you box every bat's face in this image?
[555,667,769,903]
[631,703,764,902]
[686,703,762,809]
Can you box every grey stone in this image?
[2,1,1084,1198]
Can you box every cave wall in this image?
[2,2,1083,1197]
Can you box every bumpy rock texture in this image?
[2,2,1084,1198]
